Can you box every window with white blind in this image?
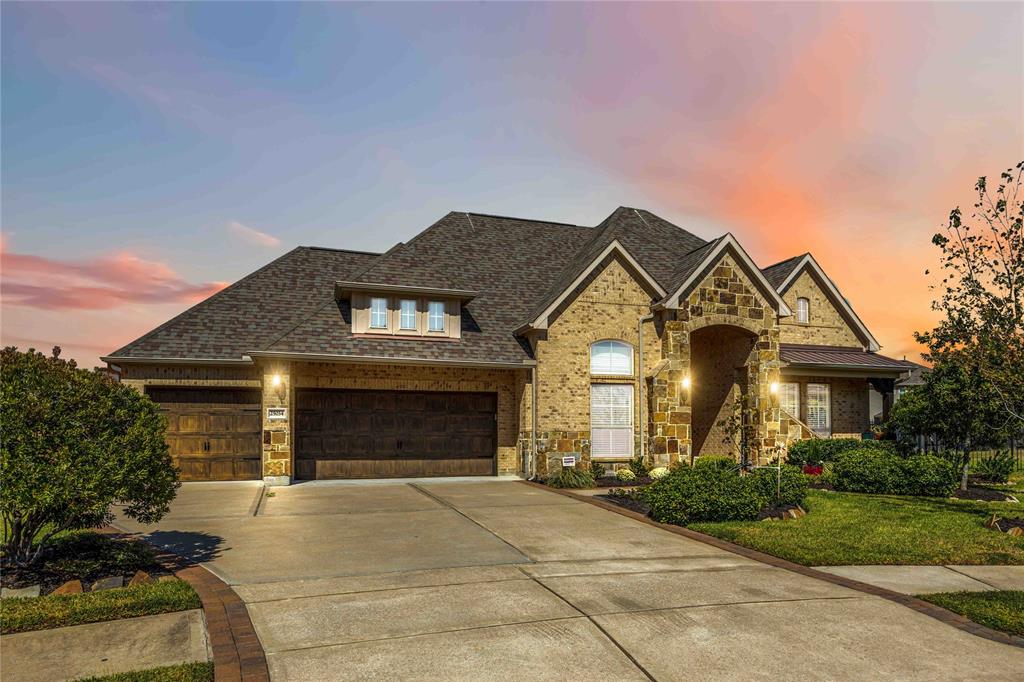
[399,299,417,330]
[591,384,634,458]
[779,382,800,419]
[428,301,445,332]
[590,340,633,376]
[806,383,831,435]
[796,297,810,324]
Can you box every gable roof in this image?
[774,253,880,352]
[761,254,805,289]
[105,247,379,362]
[105,206,881,366]
[658,234,793,316]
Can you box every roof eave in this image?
[335,281,478,302]
[247,350,533,369]
[101,355,254,365]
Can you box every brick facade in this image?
[778,374,870,438]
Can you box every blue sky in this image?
[3,2,1022,366]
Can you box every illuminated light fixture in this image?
[272,374,282,387]
[682,376,692,390]
[769,381,779,394]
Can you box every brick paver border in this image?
[100,527,270,681]
[523,481,1024,649]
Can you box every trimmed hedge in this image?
[786,438,896,467]
[829,447,957,496]
[639,463,808,525]
[693,455,739,472]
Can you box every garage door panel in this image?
[148,387,261,482]
[296,389,497,479]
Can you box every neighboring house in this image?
[105,207,908,484]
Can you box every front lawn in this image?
[76,661,214,682]
[689,489,1024,566]
[1,579,200,634]
[918,590,1024,637]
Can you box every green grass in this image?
[918,591,1024,637]
[75,661,213,682]
[689,489,1024,566]
[1,579,201,634]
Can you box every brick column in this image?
[261,362,292,485]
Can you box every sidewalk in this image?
[1,610,209,682]
[814,565,1024,595]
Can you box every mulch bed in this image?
[594,476,652,487]
[597,492,651,515]
[1,533,172,595]
[991,517,1024,533]
[951,487,1019,503]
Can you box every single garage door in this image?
[147,387,262,481]
[295,389,497,480]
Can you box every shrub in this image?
[546,466,595,489]
[639,465,764,525]
[901,454,958,497]
[649,466,670,480]
[752,465,809,507]
[974,452,1015,484]
[616,468,636,482]
[628,456,649,478]
[830,446,957,496]
[786,438,895,466]
[1,347,179,566]
[693,455,737,472]
[589,460,607,480]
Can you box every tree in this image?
[916,161,1024,428]
[888,355,1008,490]
[1,347,179,565]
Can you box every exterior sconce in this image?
[272,374,282,388]
[682,376,691,391]
[769,381,779,394]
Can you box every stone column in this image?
[261,361,292,485]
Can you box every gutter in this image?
[100,355,255,365]
[246,350,534,370]
[637,312,655,464]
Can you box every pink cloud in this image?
[1,246,227,311]
[226,220,281,248]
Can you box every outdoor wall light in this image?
[682,376,692,390]
[769,381,779,394]
[272,374,282,387]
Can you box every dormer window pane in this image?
[428,301,445,331]
[370,297,388,329]
[399,299,417,330]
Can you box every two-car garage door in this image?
[295,389,497,480]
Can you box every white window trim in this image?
[428,300,445,332]
[806,383,831,435]
[796,297,810,324]
[590,383,634,459]
[590,340,634,376]
[370,297,389,329]
[779,382,800,418]
[399,299,417,330]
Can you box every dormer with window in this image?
[336,282,474,340]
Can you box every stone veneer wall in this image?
[650,253,785,466]
[780,270,863,347]
[532,255,660,476]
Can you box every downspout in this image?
[637,312,655,464]
[530,365,538,480]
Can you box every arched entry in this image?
[689,324,757,461]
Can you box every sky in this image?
[2,2,1022,368]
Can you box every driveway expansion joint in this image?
[529,481,1024,650]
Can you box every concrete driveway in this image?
[114,480,1024,680]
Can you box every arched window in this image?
[796,297,810,324]
[590,340,633,375]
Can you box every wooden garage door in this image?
[295,389,497,480]
[147,387,262,481]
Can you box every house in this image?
[871,359,928,423]
[104,207,909,484]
